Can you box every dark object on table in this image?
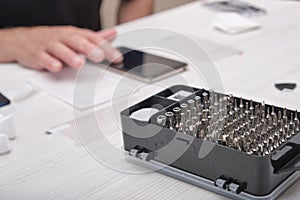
[0,93,10,108]
[203,0,267,16]
[275,83,297,91]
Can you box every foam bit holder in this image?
[0,114,16,140]
[0,90,16,140]
[0,134,11,155]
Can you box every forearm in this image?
[0,28,18,62]
[118,0,154,24]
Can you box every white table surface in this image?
[1,0,300,199]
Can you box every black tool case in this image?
[120,85,300,199]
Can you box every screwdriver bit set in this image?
[121,85,300,199]
[157,92,299,156]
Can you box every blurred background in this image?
[101,0,195,28]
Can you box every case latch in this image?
[215,176,247,194]
[129,146,155,161]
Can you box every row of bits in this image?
[156,91,300,156]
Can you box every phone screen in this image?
[104,47,187,81]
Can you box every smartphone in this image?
[102,47,187,83]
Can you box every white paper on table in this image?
[151,33,241,62]
[213,13,261,34]
[27,63,135,110]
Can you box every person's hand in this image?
[4,26,123,72]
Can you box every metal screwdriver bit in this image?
[178,123,184,133]
[185,120,192,135]
[234,100,239,113]
[245,102,249,113]
[271,105,276,117]
[283,108,288,124]
[268,136,274,152]
[180,112,186,123]
[261,102,266,116]
[228,94,234,105]
[255,105,260,119]
[209,90,215,104]
[279,120,286,143]
[272,113,278,126]
[273,133,280,148]
[289,113,294,135]
[196,112,202,122]
[263,141,269,156]
[239,98,244,115]
[214,94,218,103]
[180,103,188,115]
[186,109,192,121]
[165,112,174,129]
[187,99,195,110]
[195,96,202,112]
[173,107,181,130]
[163,91,299,156]
[249,100,254,113]
[267,117,273,130]
[157,115,166,127]
[285,123,291,139]
[266,107,270,121]
[173,107,181,116]
[294,110,299,133]
[178,113,186,133]
[202,92,208,107]
[252,147,259,156]
[192,107,197,118]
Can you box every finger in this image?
[81,28,117,41]
[98,28,117,41]
[77,29,121,63]
[63,35,105,63]
[47,42,85,69]
[37,52,63,72]
[88,37,123,63]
